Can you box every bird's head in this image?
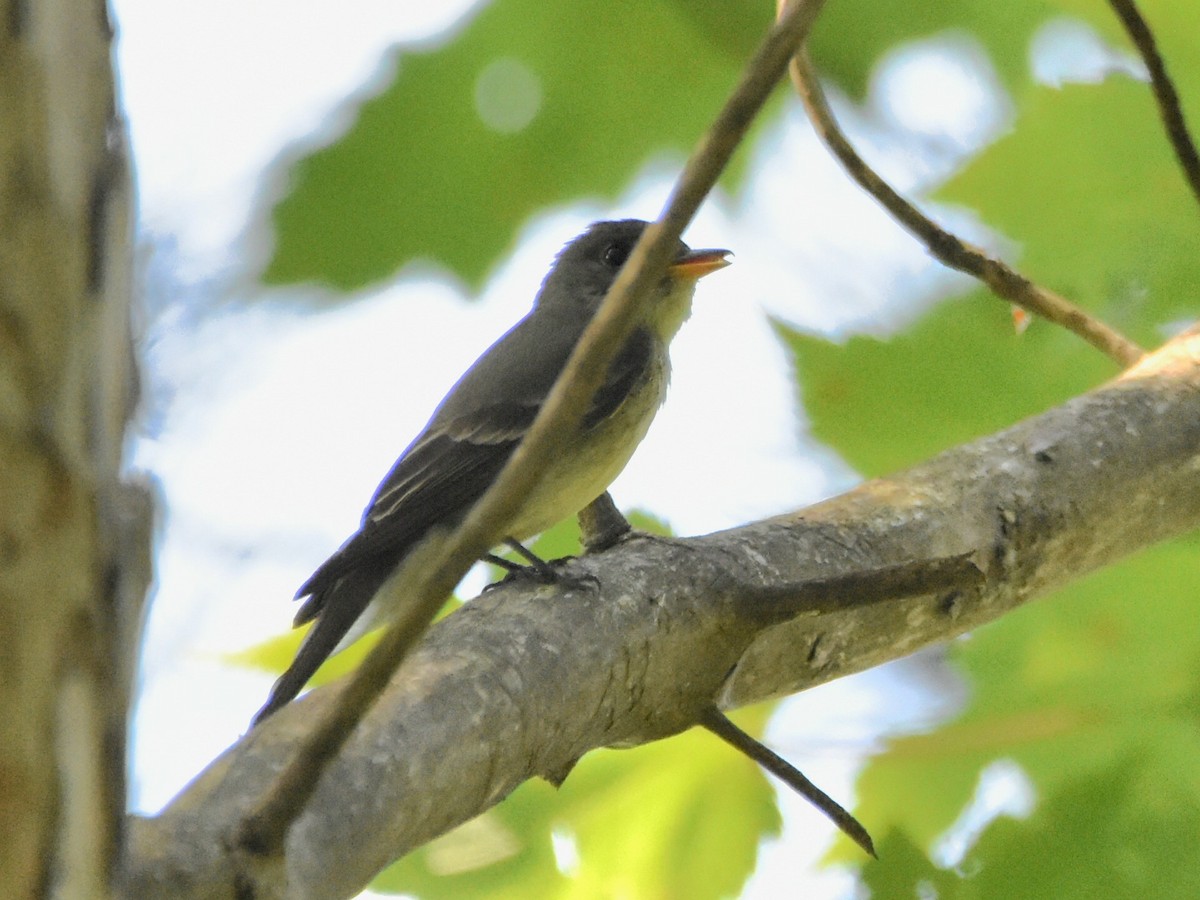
[536,219,730,339]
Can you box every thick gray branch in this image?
[126,329,1200,899]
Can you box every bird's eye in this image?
[603,243,630,268]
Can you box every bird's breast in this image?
[504,349,669,541]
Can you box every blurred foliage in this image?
[776,297,1113,476]
[784,0,1200,894]
[263,0,768,291]
[228,595,462,688]
[808,0,1051,98]
[942,79,1200,345]
[845,539,1200,881]
[863,753,1200,899]
[372,705,780,899]
[250,0,1200,895]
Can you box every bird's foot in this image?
[483,539,599,592]
[484,548,560,585]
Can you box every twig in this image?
[740,552,983,628]
[699,707,876,857]
[1108,0,1200,209]
[234,0,831,864]
[774,7,1143,367]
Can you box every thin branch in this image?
[777,24,1144,366]
[699,707,876,857]
[234,0,830,864]
[1108,0,1200,209]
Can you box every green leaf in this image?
[556,716,781,900]
[1057,0,1200,105]
[966,754,1200,899]
[226,627,309,678]
[940,78,1200,344]
[863,752,1200,899]
[859,830,960,898]
[778,297,1111,477]
[227,595,461,684]
[853,537,1200,869]
[263,0,762,291]
[225,623,380,687]
[373,712,781,899]
[372,778,569,899]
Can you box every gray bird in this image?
[253,219,730,726]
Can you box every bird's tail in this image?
[250,566,387,727]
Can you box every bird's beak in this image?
[668,248,732,280]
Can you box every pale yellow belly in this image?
[504,354,668,541]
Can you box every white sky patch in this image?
[1030,17,1146,87]
[114,0,479,269]
[872,34,1011,159]
[933,759,1037,868]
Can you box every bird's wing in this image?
[294,325,654,607]
[293,401,536,608]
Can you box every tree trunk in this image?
[0,1,146,897]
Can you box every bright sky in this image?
[109,0,1079,895]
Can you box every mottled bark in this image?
[0,1,146,897]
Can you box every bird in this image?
[252,219,730,726]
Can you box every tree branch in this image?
[126,325,1200,900]
[780,37,1144,367]
[1108,0,1200,209]
[699,707,876,858]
